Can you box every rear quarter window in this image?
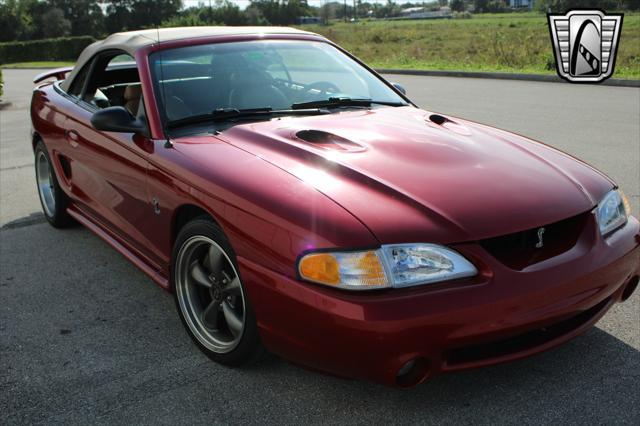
[68,64,90,97]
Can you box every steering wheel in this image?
[305,81,341,96]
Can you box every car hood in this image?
[176,106,613,244]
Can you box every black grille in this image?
[446,296,610,366]
[480,212,589,270]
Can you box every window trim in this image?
[64,49,151,137]
[77,50,140,111]
[67,59,93,100]
[80,49,128,106]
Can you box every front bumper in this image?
[238,215,640,387]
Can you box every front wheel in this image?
[172,218,263,366]
[34,140,74,228]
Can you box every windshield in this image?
[148,40,407,126]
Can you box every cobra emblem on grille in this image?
[535,227,546,248]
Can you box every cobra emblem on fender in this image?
[535,227,546,249]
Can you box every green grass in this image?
[3,14,639,79]
[2,61,74,68]
[300,12,640,79]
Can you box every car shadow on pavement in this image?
[1,212,46,230]
[1,221,638,424]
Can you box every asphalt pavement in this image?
[1,68,639,424]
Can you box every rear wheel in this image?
[172,218,263,366]
[34,140,73,228]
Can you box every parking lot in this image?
[1,68,639,424]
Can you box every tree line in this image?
[1,0,315,41]
[1,0,182,41]
[1,0,638,43]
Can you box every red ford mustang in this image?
[31,27,639,387]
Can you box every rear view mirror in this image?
[91,106,147,136]
[392,82,406,95]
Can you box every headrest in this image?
[230,69,271,87]
[124,84,142,101]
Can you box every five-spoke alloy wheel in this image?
[172,219,262,365]
[34,140,73,228]
[36,149,56,217]
[176,235,246,352]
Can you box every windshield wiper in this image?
[210,107,273,120]
[291,97,407,110]
[167,107,327,129]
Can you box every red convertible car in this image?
[31,27,639,387]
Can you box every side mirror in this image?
[91,106,147,135]
[392,82,406,95]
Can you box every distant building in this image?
[401,7,425,15]
[296,16,323,25]
[395,7,452,20]
[509,0,533,8]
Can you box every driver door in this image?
[61,52,164,269]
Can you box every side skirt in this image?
[67,205,170,291]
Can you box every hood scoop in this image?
[427,114,472,136]
[429,114,449,125]
[295,130,365,152]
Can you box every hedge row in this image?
[0,36,95,64]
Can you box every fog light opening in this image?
[396,358,430,388]
[621,276,639,302]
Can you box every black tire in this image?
[34,140,74,228]
[171,217,264,366]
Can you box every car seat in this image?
[228,68,289,111]
[124,84,142,115]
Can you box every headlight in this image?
[596,189,630,236]
[298,244,477,290]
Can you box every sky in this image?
[183,0,422,8]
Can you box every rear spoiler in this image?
[33,66,74,84]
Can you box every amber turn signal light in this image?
[298,250,388,289]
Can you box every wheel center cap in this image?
[209,275,223,302]
[212,286,222,301]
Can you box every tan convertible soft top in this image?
[60,26,315,91]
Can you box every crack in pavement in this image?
[0,164,33,172]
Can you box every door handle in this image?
[65,130,80,148]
